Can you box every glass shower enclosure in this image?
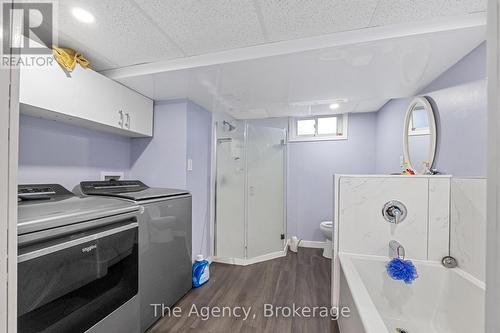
[215,119,286,261]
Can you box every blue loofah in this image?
[386,258,418,284]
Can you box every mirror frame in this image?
[403,96,437,173]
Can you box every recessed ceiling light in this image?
[72,7,95,24]
[329,103,340,110]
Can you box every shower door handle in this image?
[249,186,255,196]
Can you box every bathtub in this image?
[337,253,485,333]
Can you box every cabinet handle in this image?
[118,110,124,127]
[125,113,130,129]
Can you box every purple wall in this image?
[186,101,212,259]
[18,115,131,189]
[287,112,377,241]
[375,42,487,176]
[421,42,486,94]
[129,101,187,189]
[129,100,212,260]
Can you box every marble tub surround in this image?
[335,175,451,261]
[450,178,486,282]
[338,177,428,259]
[428,178,452,261]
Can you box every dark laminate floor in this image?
[149,248,340,333]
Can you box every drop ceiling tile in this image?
[230,109,269,119]
[257,0,379,41]
[370,0,444,26]
[133,0,266,56]
[57,0,184,71]
[56,31,119,71]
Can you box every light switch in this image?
[187,159,193,171]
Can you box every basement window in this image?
[408,105,430,136]
[289,114,348,142]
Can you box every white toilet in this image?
[320,221,333,259]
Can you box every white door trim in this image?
[487,1,500,332]
[7,69,19,333]
[0,68,10,333]
[0,1,20,331]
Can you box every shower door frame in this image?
[210,119,288,265]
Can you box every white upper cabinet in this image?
[19,54,153,137]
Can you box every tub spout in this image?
[389,240,405,259]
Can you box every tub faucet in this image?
[389,240,405,259]
[391,207,402,224]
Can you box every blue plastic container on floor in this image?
[192,255,210,288]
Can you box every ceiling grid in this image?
[54,0,486,118]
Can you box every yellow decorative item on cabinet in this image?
[52,46,90,71]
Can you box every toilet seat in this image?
[320,221,333,228]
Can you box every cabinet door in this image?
[20,59,124,131]
[19,58,80,118]
[118,85,153,137]
[73,65,153,136]
[70,64,124,129]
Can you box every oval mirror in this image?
[403,97,437,174]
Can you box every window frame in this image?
[288,114,348,142]
[407,106,431,136]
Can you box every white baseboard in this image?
[211,256,246,265]
[298,240,326,249]
[210,240,326,265]
[207,256,216,264]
